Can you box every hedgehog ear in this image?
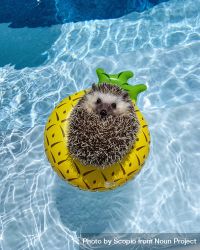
[92,83,97,91]
[123,92,129,100]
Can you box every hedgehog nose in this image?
[100,109,107,117]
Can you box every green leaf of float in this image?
[96,68,147,102]
[122,84,147,101]
[96,68,133,85]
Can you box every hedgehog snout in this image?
[96,103,113,118]
[100,109,107,118]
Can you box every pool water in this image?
[0,0,168,27]
[0,0,200,249]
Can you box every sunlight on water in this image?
[0,0,200,249]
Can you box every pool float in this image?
[44,68,150,191]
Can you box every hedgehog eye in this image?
[111,103,116,109]
[96,98,101,104]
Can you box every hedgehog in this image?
[67,83,139,168]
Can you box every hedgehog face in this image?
[82,84,131,118]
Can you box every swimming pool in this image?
[0,0,200,249]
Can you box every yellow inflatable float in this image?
[44,68,150,191]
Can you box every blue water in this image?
[0,0,200,249]
[0,0,168,27]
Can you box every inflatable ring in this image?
[44,69,150,191]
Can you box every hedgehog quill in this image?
[68,83,139,168]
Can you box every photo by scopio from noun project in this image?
[44,68,150,191]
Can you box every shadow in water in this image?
[0,0,170,28]
[0,0,169,69]
[0,0,60,69]
[0,23,61,69]
[54,176,137,234]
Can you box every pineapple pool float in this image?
[44,68,150,191]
